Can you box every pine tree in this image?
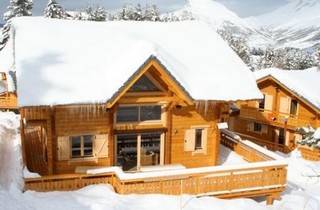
[86,6,107,22]
[0,0,33,50]
[44,0,66,19]
[143,4,160,21]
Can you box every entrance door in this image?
[115,132,164,171]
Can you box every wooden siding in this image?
[170,104,221,167]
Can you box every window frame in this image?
[70,135,94,159]
[115,104,162,124]
[259,94,265,110]
[290,99,298,116]
[194,128,203,150]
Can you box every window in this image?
[140,106,161,121]
[253,122,262,132]
[195,129,203,150]
[116,106,139,122]
[290,99,298,116]
[259,94,265,109]
[116,105,161,123]
[129,75,160,92]
[278,129,285,145]
[71,135,93,158]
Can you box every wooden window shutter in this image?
[285,131,290,146]
[94,134,108,158]
[262,125,268,134]
[184,129,195,152]
[57,136,70,161]
[279,97,290,114]
[264,95,273,111]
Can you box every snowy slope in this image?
[247,0,320,49]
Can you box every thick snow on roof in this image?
[8,17,261,106]
[255,68,320,111]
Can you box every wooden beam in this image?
[118,96,176,104]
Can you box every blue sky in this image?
[0,0,288,23]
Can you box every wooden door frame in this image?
[114,131,165,171]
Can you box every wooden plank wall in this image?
[170,103,222,167]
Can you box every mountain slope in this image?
[247,0,320,49]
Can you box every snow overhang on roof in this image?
[6,17,262,107]
[255,67,320,112]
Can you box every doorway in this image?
[115,132,164,171]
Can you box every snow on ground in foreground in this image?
[0,112,320,210]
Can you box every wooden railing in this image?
[24,130,287,204]
[298,146,320,161]
[240,107,319,128]
[233,132,291,154]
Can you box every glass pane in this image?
[129,75,160,92]
[116,106,139,123]
[141,133,161,166]
[195,129,202,149]
[83,135,93,156]
[140,106,161,121]
[116,134,138,171]
[290,100,298,115]
[71,136,81,158]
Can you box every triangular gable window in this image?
[129,75,161,92]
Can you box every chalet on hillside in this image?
[0,18,290,204]
[230,68,320,153]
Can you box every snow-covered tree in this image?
[0,0,33,50]
[44,0,66,19]
[218,29,252,70]
[143,4,160,21]
[86,6,107,21]
[297,127,320,149]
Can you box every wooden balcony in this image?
[24,130,287,205]
[239,107,319,129]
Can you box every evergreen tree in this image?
[44,0,66,19]
[143,4,160,21]
[0,0,33,50]
[86,6,107,21]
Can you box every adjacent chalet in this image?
[1,18,289,203]
[230,68,320,153]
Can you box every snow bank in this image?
[255,68,320,110]
[4,17,262,106]
[0,112,22,190]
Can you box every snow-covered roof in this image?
[4,17,261,106]
[255,68,320,111]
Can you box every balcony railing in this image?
[239,107,319,128]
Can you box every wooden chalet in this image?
[230,68,320,153]
[2,17,289,204]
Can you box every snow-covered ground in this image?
[0,112,320,210]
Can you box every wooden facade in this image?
[21,59,226,176]
[230,75,320,153]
